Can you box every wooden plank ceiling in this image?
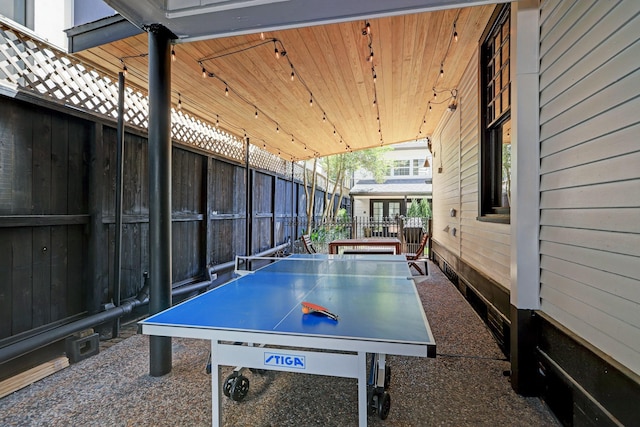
[76,5,494,161]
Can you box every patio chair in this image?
[301,234,316,254]
[405,232,429,275]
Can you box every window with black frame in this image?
[479,4,511,223]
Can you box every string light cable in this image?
[174,89,315,161]
[197,37,352,155]
[415,88,458,139]
[114,50,306,162]
[415,9,461,139]
[362,20,384,145]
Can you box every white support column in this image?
[510,0,541,396]
[510,0,540,310]
[357,352,367,427]
[211,341,222,427]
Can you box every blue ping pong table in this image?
[140,254,436,426]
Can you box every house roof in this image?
[349,178,432,197]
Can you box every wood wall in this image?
[0,94,329,347]
[0,98,90,340]
[539,0,640,376]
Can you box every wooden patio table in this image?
[328,237,402,255]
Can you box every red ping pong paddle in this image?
[301,301,339,321]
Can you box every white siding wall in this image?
[431,108,461,258]
[432,47,511,288]
[352,197,370,217]
[459,49,510,287]
[539,0,640,376]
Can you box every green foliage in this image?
[320,147,392,184]
[336,208,349,222]
[310,208,351,244]
[502,143,512,206]
[407,198,432,219]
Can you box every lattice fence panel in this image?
[0,21,347,184]
[0,21,252,165]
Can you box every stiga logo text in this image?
[264,352,306,369]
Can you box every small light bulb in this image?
[275,47,280,59]
[309,96,313,107]
[202,67,206,78]
[291,71,295,81]
[225,87,229,97]
[171,49,176,62]
[255,109,258,119]
[368,52,374,62]
[366,22,371,34]
[260,32,265,40]
[454,31,458,42]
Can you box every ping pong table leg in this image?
[357,351,367,427]
[211,340,222,427]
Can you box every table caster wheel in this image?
[384,365,391,389]
[378,391,391,420]
[223,373,236,398]
[230,375,250,401]
[367,388,377,415]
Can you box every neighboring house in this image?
[350,140,432,220]
[0,0,116,50]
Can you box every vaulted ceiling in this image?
[76,2,496,161]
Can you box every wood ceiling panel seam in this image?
[328,23,370,145]
[303,25,356,149]
[400,13,423,138]
[412,12,442,138]
[341,20,377,142]
[375,17,395,142]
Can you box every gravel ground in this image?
[0,261,560,426]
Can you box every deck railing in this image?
[293,216,431,255]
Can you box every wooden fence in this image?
[0,94,346,355]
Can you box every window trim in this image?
[478,3,511,224]
[391,159,410,177]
